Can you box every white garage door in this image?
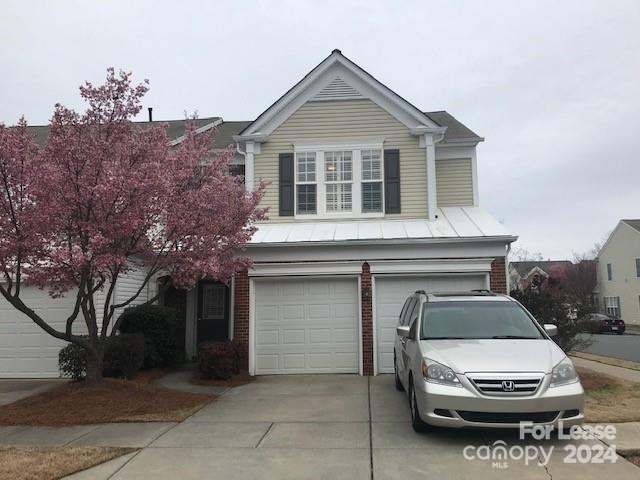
[0,287,79,378]
[254,277,359,374]
[375,275,486,373]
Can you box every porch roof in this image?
[249,207,516,246]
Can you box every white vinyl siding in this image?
[435,158,473,207]
[254,99,428,221]
[597,222,640,325]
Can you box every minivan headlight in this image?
[550,357,578,387]
[421,359,461,387]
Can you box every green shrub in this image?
[119,305,183,368]
[58,334,146,380]
[198,341,239,380]
[59,343,87,381]
[103,333,145,378]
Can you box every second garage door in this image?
[375,275,486,373]
[254,277,359,374]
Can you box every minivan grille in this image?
[457,411,559,424]
[468,376,542,396]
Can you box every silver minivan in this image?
[394,290,584,432]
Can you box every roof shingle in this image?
[622,219,640,233]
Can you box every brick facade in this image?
[360,262,374,376]
[490,257,507,294]
[233,270,250,370]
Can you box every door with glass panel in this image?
[197,281,229,344]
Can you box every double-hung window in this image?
[296,152,316,214]
[361,149,383,213]
[604,296,621,318]
[294,143,384,218]
[325,151,352,213]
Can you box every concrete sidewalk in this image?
[0,379,66,406]
[572,356,640,383]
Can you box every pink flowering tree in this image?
[0,69,265,382]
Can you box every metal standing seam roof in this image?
[249,207,514,245]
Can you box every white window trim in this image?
[294,141,385,219]
[603,296,621,318]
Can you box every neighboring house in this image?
[0,119,225,379]
[509,260,572,292]
[596,219,640,325]
[0,50,517,378]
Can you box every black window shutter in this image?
[384,149,401,214]
[279,153,295,216]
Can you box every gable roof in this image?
[424,111,483,144]
[598,219,640,257]
[237,49,447,141]
[510,260,572,278]
[622,219,640,233]
[211,121,252,149]
[25,117,221,147]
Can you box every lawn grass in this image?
[0,378,214,426]
[0,446,134,480]
[578,367,640,423]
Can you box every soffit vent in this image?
[311,76,365,101]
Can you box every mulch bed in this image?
[0,446,135,480]
[0,378,215,426]
[623,455,640,468]
[192,371,255,388]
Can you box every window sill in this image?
[293,212,385,221]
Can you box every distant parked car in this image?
[583,313,625,335]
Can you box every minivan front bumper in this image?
[414,374,584,429]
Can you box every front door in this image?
[197,281,230,344]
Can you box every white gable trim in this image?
[598,220,640,258]
[170,119,223,146]
[235,50,444,141]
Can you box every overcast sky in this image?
[2,0,639,259]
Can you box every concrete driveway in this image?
[69,374,638,480]
[0,378,65,406]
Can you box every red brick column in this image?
[490,257,507,294]
[361,262,374,376]
[233,270,250,371]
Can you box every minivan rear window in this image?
[421,301,544,340]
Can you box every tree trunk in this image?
[85,350,104,384]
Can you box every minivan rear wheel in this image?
[409,375,430,433]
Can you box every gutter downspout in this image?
[506,242,512,294]
[235,141,250,193]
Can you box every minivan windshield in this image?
[420,301,544,340]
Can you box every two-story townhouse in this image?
[188,50,516,376]
[0,50,517,378]
[596,219,640,325]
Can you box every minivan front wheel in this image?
[394,354,404,391]
[409,375,430,433]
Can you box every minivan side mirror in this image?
[396,325,410,338]
[544,324,558,337]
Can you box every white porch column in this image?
[424,133,437,221]
[245,141,255,193]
